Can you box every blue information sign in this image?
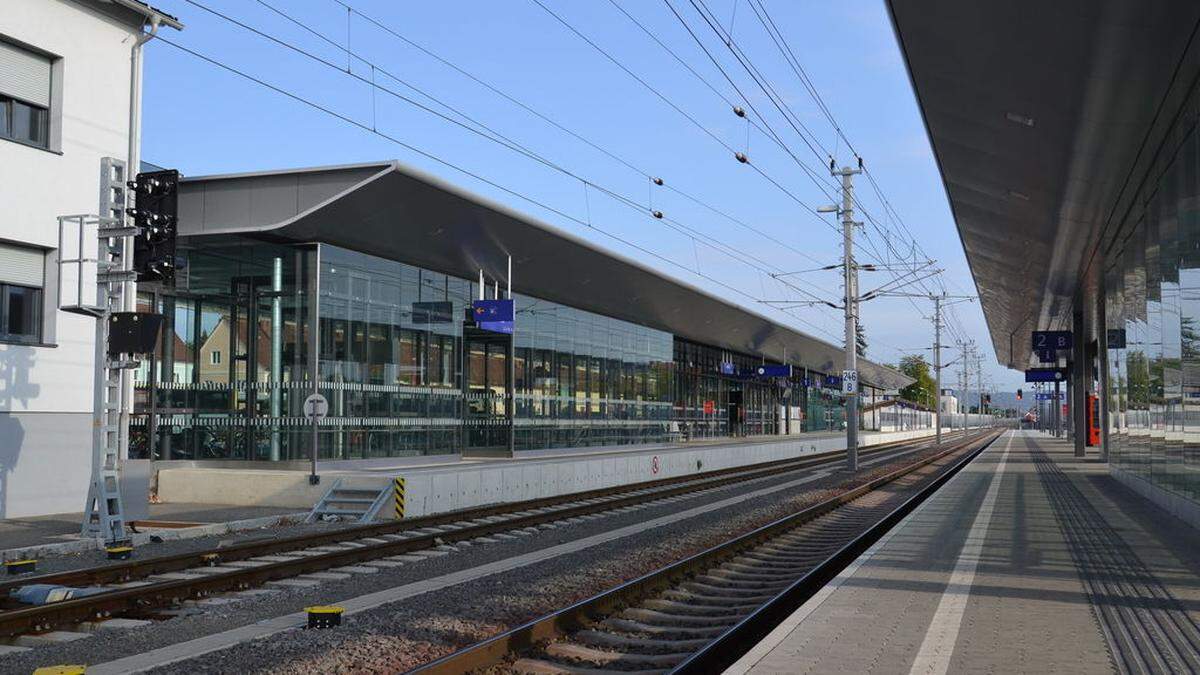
[754,364,792,378]
[1025,367,1067,383]
[824,375,842,389]
[1032,330,1072,351]
[719,362,736,375]
[472,299,514,334]
[1035,348,1057,363]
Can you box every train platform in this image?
[155,427,946,516]
[728,429,1200,674]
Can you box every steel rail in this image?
[0,432,951,597]
[410,429,1000,674]
[0,432,964,637]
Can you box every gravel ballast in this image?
[0,437,985,674]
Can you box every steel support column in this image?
[1072,307,1087,457]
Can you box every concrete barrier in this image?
[156,428,939,516]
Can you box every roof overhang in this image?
[887,1,1200,368]
[176,160,912,390]
[91,0,184,30]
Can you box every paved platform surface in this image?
[729,430,1200,674]
[0,503,299,551]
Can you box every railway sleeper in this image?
[510,656,664,675]
[715,562,804,581]
[542,641,692,668]
[677,580,778,599]
[691,573,789,591]
[619,607,742,628]
[729,552,821,570]
[659,588,777,606]
[641,598,757,617]
[601,617,727,639]
[573,628,713,654]
[735,550,831,567]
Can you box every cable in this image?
[151,34,846,343]
[187,0,843,310]
[325,0,847,290]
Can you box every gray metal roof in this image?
[177,160,912,389]
[887,0,1200,368]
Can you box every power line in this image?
[528,0,847,239]
[186,0,847,312]
[326,0,847,291]
[151,33,847,343]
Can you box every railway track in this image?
[413,429,1002,674]
[0,432,967,641]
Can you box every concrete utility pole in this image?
[836,163,862,472]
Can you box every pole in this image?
[836,164,862,472]
[934,295,942,445]
[309,245,321,485]
[976,347,983,426]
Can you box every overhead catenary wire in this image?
[186,0,845,313]
[325,0,842,281]
[150,33,849,343]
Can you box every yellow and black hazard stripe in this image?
[394,477,406,520]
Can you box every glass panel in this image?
[2,284,40,342]
[10,99,47,147]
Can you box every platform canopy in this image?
[176,160,911,390]
[887,0,1200,368]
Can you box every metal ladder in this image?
[306,478,393,523]
[68,158,137,544]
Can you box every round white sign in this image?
[303,393,329,420]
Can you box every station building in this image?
[889,0,1200,526]
[0,0,181,518]
[129,161,910,469]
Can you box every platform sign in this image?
[472,299,514,334]
[719,361,736,375]
[1035,392,1054,401]
[755,364,792,378]
[1025,367,1067,383]
[842,369,859,394]
[303,393,329,420]
[824,375,842,389]
[1032,330,1072,351]
[1035,348,1057,363]
[412,301,453,324]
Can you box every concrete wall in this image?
[0,0,142,518]
[1111,466,1200,531]
[0,412,91,517]
[156,428,940,514]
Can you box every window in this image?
[0,285,42,344]
[0,39,52,149]
[0,243,45,344]
[210,350,222,366]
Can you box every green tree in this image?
[897,355,936,407]
[855,323,868,358]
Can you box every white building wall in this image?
[0,0,143,518]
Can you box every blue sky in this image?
[141,0,1023,393]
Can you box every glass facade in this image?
[133,238,868,462]
[1104,100,1200,506]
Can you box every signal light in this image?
[1017,388,1023,400]
[130,169,179,284]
